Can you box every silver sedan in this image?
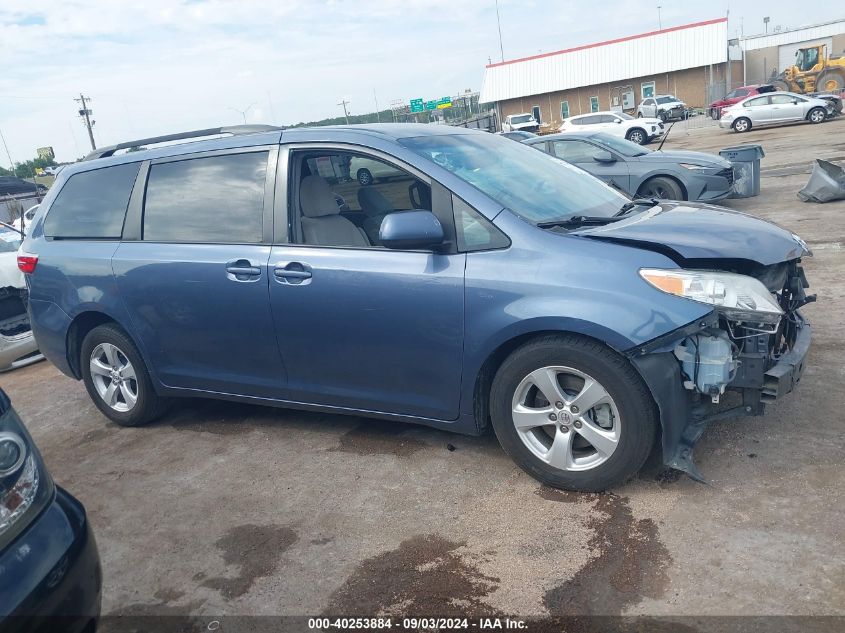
[719,91,833,132]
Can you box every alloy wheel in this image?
[809,109,825,123]
[89,343,138,412]
[510,366,621,472]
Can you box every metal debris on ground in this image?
[797,159,845,203]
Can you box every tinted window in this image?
[552,140,604,163]
[44,163,140,239]
[453,196,509,252]
[656,96,676,104]
[143,152,267,243]
[597,115,616,123]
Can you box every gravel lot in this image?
[2,117,844,622]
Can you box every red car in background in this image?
[709,84,777,119]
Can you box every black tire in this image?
[770,80,790,92]
[637,176,685,200]
[625,128,647,145]
[732,117,751,133]
[81,324,168,427]
[807,107,827,124]
[658,111,668,122]
[357,168,373,186]
[490,335,657,492]
[816,71,844,93]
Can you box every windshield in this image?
[0,229,22,252]
[656,96,676,104]
[400,133,629,224]
[510,114,532,123]
[591,133,651,157]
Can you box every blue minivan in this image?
[19,124,813,491]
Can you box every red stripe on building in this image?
[485,17,728,68]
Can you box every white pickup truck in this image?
[502,113,540,133]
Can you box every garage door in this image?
[778,38,833,72]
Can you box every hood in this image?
[637,117,663,126]
[636,149,731,168]
[656,100,685,109]
[575,202,809,266]
[0,252,24,289]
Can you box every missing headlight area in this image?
[0,287,30,338]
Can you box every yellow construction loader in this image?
[771,44,845,94]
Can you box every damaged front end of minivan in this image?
[577,204,815,480]
[629,259,814,481]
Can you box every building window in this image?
[532,105,541,124]
[589,96,599,113]
[560,100,570,120]
[641,81,655,99]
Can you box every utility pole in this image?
[75,94,96,150]
[494,0,504,62]
[228,102,256,124]
[373,90,381,123]
[338,99,351,124]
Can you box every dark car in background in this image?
[496,130,538,141]
[0,389,101,632]
[523,131,735,201]
[0,177,47,197]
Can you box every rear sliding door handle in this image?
[274,262,312,285]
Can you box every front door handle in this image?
[226,259,262,282]
[274,262,313,285]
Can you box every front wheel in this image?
[807,107,827,124]
[637,176,684,200]
[357,168,373,186]
[625,128,647,145]
[81,324,168,427]
[732,117,751,133]
[490,335,657,492]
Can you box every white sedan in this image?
[719,91,832,132]
[558,111,664,145]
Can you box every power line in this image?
[74,94,96,151]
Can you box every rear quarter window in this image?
[43,163,140,239]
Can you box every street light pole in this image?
[657,5,662,30]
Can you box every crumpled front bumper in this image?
[629,311,812,481]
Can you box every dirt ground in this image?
[2,117,844,622]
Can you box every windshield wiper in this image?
[615,197,661,216]
[537,215,628,229]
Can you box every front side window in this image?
[143,152,268,243]
[44,162,140,239]
[656,96,676,105]
[589,133,649,157]
[293,150,431,248]
[770,94,797,105]
[400,133,628,224]
[552,140,604,163]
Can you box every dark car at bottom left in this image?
[0,388,101,633]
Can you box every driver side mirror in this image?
[593,150,616,164]
[614,119,622,124]
[792,99,799,104]
[379,210,444,250]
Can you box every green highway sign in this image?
[410,98,424,113]
[436,97,452,109]
[425,100,437,110]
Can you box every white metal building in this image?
[479,18,738,128]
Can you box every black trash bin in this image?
[719,145,765,198]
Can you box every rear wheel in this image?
[490,335,656,492]
[625,128,647,145]
[807,107,827,124]
[637,176,685,200]
[732,117,751,133]
[770,80,790,92]
[81,324,167,427]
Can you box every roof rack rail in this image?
[82,124,283,161]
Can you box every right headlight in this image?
[640,269,783,324]
[0,391,53,550]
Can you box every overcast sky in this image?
[1,1,842,163]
